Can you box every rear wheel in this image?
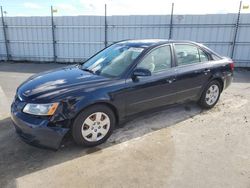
[199,80,221,109]
[72,105,115,147]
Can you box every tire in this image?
[199,80,222,109]
[72,105,116,147]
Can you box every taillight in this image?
[229,61,234,71]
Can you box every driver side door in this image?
[124,44,179,116]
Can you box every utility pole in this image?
[51,6,57,62]
[1,6,10,61]
[169,3,174,39]
[104,4,108,47]
[231,0,242,59]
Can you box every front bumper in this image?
[11,106,69,150]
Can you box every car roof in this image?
[117,39,201,48]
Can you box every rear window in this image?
[175,44,200,65]
[211,53,222,61]
[198,43,222,61]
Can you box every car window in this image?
[137,45,172,73]
[82,44,144,77]
[198,49,209,62]
[211,53,221,61]
[199,43,222,61]
[175,44,200,65]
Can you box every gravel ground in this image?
[0,62,249,188]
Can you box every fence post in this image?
[51,6,57,63]
[231,0,242,59]
[1,6,10,61]
[168,3,174,39]
[104,4,108,47]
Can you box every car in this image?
[11,39,234,149]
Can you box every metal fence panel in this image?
[107,15,171,44]
[0,14,249,67]
[0,25,5,60]
[233,14,250,67]
[172,14,237,63]
[55,16,104,62]
[4,17,53,61]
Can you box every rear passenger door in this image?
[173,43,212,101]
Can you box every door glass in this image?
[199,49,209,62]
[137,45,171,73]
[175,44,200,65]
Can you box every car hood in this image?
[17,65,110,102]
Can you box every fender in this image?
[51,90,124,127]
[197,71,224,100]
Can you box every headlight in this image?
[23,103,59,116]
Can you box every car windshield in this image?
[81,44,144,78]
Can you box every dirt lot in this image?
[0,62,249,188]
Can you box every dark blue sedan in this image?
[11,39,234,149]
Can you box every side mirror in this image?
[132,68,151,77]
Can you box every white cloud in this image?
[55,3,77,12]
[78,0,250,15]
[16,0,250,16]
[79,0,108,14]
[23,2,42,9]
[52,3,82,16]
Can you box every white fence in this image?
[0,14,250,67]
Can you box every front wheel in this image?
[72,105,115,147]
[199,80,222,109]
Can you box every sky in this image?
[1,0,250,16]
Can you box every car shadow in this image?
[0,102,202,188]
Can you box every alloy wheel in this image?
[81,112,110,142]
[205,84,220,105]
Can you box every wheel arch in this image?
[198,77,223,109]
[197,76,224,100]
[211,77,224,91]
[73,101,119,127]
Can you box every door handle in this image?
[203,69,210,75]
[166,78,176,84]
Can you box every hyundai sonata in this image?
[11,40,234,149]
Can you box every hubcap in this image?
[205,84,219,105]
[81,112,110,142]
